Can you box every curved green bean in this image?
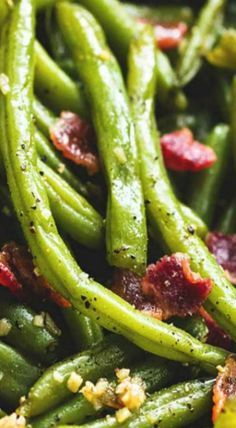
[21,335,142,417]
[0,0,229,398]
[34,41,88,117]
[188,124,230,226]
[31,356,178,428]
[177,0,226,86]
[57,3,147,273]
[127,22,236,340]
[69,378,214,428]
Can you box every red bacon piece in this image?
[142,253,212,320]
[0,242,70,308]
[212,356,236,422]
[199,307,233,351]
[50,112,99,175]
[161,128,217,172]
[206,232,236,285]
[112,269,162,319]
[139,18,187,50]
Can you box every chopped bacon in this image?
[138,18,187,50]
[206,232,236,285]
[212,355,236,422]
[199,307,233,351]
[142,253,212,320]
[50,112,99,175]
[112,253,212,321]
[112,269,162,319]
[0,242,70,308]
[161,128,217,172]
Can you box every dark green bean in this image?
[34,41,88,117]
[20,335,142,417]
[57,3,147,273]
[0,341,41,407]
[62,309,104,351]
[31,356,178,428]
[217,197,236,233]
[231,76,236,170]
[188,124,230,226]
[70,378,214,428]
[127,20,236,341]
[0,288,62,364]
[177,0,226,86]
[0,0,228,397]
[0,409,6,418]
[174,315,208,344]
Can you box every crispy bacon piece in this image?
[161,128,217,172]
[199,307,233,351]
[0,242,70,308]
[113,254,212,321]
[112,269,162,319]
[212,355,236,422]
[142,253,212,320]
[138,18,187,50]
[206,232,236,285]
[50,112,99,175]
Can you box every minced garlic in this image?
[67,372,83,393]
[113,147,127,164]
[0,318,12,336]
[115,407,131,423]
[0,73,10,95]
[0,413,26,428]
[33,314,44,328]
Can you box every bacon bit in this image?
[212,355,236,422]
[199,307,233,351]
[206,232,236,285]
[0,242,70,308]
[112,269,162,319]
[50,112,99,175]
[138,18,187,50]
[161,128,217,172]
[142,253,212,320]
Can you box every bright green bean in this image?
[34,41,88,117]
[188,124,230,226]
[177,0,226,86]
[57,3,147,273]
[123,3,193,24]
[127,21,236,342]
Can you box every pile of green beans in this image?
[1,0,236,426]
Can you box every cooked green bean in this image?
[34,41,88,117]
[31,356,178,428]
[177,0,226,86]
[188,124,230,226]
[0,341,41,407]
[71,378,214,428]
[123,3,193,24]
[127,21,236,341]
[62,309,104,351]
[0,288,62,364]
[217,197,236,233]
[57,3,147,273]
[20,335,142,417]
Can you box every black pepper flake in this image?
[39,171,44,176]
[85,301,91,309]
[21,144,25,150]
[41,155,47,163]
[187,225,195,235]
[145,199,151,204]
[81,295,86,301]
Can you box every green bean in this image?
[127,21,236,341]
[0,0,228,395]
[231,76,236,169]
[71,378,214,428]
[123,3,193,24]
[38,160,104,250]
[177,0,226,86]
[0,288,62,364]
[0,409,6,418]
[31,356,178,428]
[35,128,89,198]
[188,124,230,226]
[34,41,88,117]
[174,315,208,344]
[0,341,41,407]
[217,197,236,233]
[62,309,103,351]
[57,3,147,273]
[20,335,142,417]
[180,204,208,239]
[33,97,55,138]
[0,0,55,26]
